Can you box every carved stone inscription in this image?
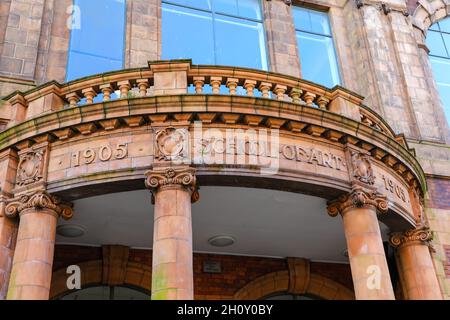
[71,144,128,167]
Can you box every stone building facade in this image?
[0,0,449,300]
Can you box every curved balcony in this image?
[0,60,426,228]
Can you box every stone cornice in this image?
[4,190,73,219]
[327,186,389,217]
[0,95,426,194]
[389,226,434,249]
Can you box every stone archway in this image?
[50,246,152,300]
[412,0,450,33]
[233,258,354,300]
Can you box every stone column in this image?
[0,203,17,300]
[328,187,395,300]
[0,148,19,300]
[145,167,198,300]
[4,191,73,300]
[390,227,442,300]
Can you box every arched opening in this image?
[59,285,150,300]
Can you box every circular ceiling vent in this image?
[56,224,86,238]
[208,235,235,247]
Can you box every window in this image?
[426,17,450,125]
[59,285,150,300]
[162,0,268,70]
[66,0,126,81]
[293,7,340,88]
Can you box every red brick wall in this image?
[53,245,102,271]
[426,177,450,210]
[53,245,353,298]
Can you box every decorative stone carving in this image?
[351,152,375,185]
[145,167,199,203]
[389,226,434,249]
[16,150,45,186]
[287,258,310,295]
[155,127,187,161]
[327,186,388,217]
[5,190,73,220]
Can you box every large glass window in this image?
[162,0,268,70]
[426,17,450,124]
[66,0,126,81]
[293,7,340,88]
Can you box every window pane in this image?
[67,52,123,81]
[297,31,340,88]
[442,33,450,56]
[237,0,262,20]
[67,0,126,81]
[162,4,215,64]
[214,15,267,70]
[426,30,448,57]
[430,56,450,124]
[163,0,211,11]
[293,7,331,36]
[212,0,238,16]
[212,0,261,20]
[438,17,450,33]
[429,22,440,31]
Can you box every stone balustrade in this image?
[1,60,391,138]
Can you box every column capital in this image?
[389,226,433,249]
[145,167,199,203]
[327,186,388,217]
[4,190,73,220]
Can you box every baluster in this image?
[82,88,97,104]
[210,77,222,94]
[100,84,113,101]
[226,78,239,95]
[303,92,316,107]
[193,77,205,94]
[118,80,131,98]
[66,92,81,107]
[259,82,272,98]
[289,88,303,104]
[244,80,257,96]
[273,85,287,101]
[316,96,329,110]
[136,79,149,97]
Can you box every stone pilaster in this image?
[125,0,160,68]
[0,0,45,79]
[390,226,443,299]
[5,190,72,300]
[145,166,198,300]
[0,148,18,300]
[262,0,300,77]
[328,186,395,300]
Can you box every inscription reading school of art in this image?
[71,144,128,167]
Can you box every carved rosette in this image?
[5,190,73,220]
[145,167,199,203]
[327,186,388,217]
[155,127,188,161]
[389,226,434,249]
[16,149,45,186]
[351,152,375,185]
